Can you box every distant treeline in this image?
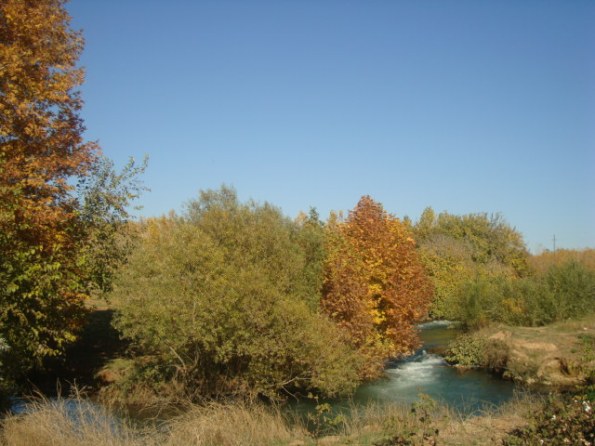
[412,208,595,328]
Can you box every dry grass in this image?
[308,393,543,445]
[163,402,308,446]
[0,392,544,446]
[465,313,595,387]
[438,393,543,446]
[0,396,309,446]
[0,397,148,446]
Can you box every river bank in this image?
[445,314,595,388]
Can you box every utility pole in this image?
[553,234,556,261]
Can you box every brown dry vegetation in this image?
[0,393,544,446]
[0,397,308,446]
[530,248,595,274]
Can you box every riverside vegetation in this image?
[1,1,595,445]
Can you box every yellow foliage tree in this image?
[322,196,433,379]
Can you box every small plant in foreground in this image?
[503,394,594,445]
[305,395,347,438]
[374,394,440,446]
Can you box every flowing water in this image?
[291,321,515,417]
[351,321,514,412]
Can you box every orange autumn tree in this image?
[322,196,433,378]
[0,0,108,376]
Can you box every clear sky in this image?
[67,0,594,252]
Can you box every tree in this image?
[0,0,144,379]
[415,209,529,276]
[112,188,360,401]
[322,196,433,379]
[76,155,148,296]
[417,233,476,319]
[413,208,530,319]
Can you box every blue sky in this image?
[67,0,594,252]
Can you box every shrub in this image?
[545,260,595,320]
[444,333,487,367]
[503,394,594,445]
[111,188,361,401]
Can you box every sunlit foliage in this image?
[0,0,145,380]
[414,207,530,319]
[529,248,595,274]
[322,196,433,379]
[0,0,96,372]
[454,260,595,328]
[112,187,361,400]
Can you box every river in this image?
[292,321,515,416]
[352,321,514,413]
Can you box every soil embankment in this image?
[451,315,595,388]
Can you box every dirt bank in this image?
[449,315,595,388]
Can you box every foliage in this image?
[445,333,511,374]
[76,155,148,296]
[417,233,476,319]
[305,402,347,438]
[444,333,487,367]
[452,260,595,329]
[374,395,440,446]
[530,248,595,274]
[293,208,327,311]
[322,196,433,379]
[415,208,529,275]
[0,0,145,383]
[577,334,595,384]
[545,260,595,320]
[503,394,594,446]
[414,208,530,319]
[0,0,96,376]
[111,188,361,401]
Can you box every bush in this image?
[111,188,361,401]
[545,260,595,320]
[444,333,487,367]
[503,394,594,445]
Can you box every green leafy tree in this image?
[112,188,360,400]
[76,155,148,296]
[414,208,530,319]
